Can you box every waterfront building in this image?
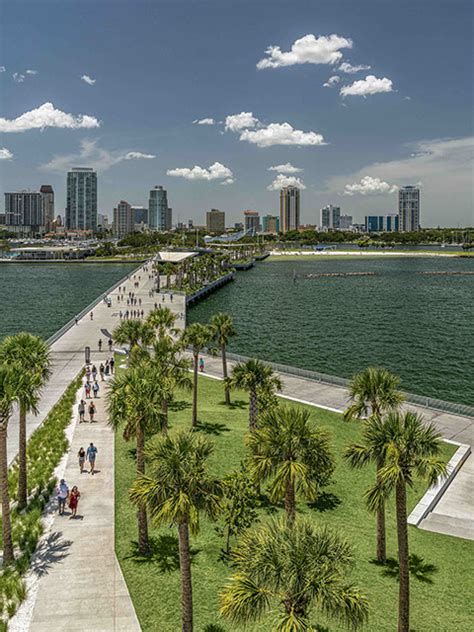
[365,214,399,233]
[188,219,194,229]
[262,214,280,234]
[339,214,353,230]
[149,185,172,231]
[66,167,98,231]
[280,186,300,233]
[40,185,54,232]
[206,208,226,233]
[4,190,45,235]
[398,186,420,232]
[244,210,260,234]
[320,205,341,230]
[132,205,148,225]
[113,200,135,238]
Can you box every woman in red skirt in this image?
[69,486,81,518]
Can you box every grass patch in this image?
[115,375,473,631]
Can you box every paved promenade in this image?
[197,351,474,540]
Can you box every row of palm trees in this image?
[0,333,51,566]
[343,367,447,632]
[154,253,230,294]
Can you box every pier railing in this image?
[46,262,144,346]
[223,351,474,419]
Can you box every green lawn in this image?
[115,376,473,632]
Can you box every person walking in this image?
[75,317,78,326]
[92,381,100,398]
[89,401,96,422]
[109,357,115,374]
[78,399,85,423]
[56,479,69,515]
[199,357,205,372]
[99,363,105,381]
[91,365,97,381]
[85,365,91,382]
[108,338,113,352]
[90,311,93,320]
[98,338,102,352]
[69,486,81,518]
[78,447,86,473]
[105,359,110,376]
[85,382,91,399]
[87,443,98,475]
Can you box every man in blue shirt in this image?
[86,443,98,475]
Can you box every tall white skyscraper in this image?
[66,168,97,231]
[398,186,420,231]
[279,186,300,233]
[148,185,172,231]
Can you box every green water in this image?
[0,263,138,339]
[188,257,474,406]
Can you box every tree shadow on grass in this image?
[371,554,438,584]
[169,400,192,412]
[195,420,231,436]
[307,492,341,513]
[125,534,201,572]
[203,625,227,632]
[258,493,280,515]
[227,399,247,411]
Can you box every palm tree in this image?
[343,367,404,563]
[210,313,236,405]
[112,319,155,365]
[227,359,282,431]
[181,323,213,427]
[0,333,51,508]
[147,307,178,341]
[220,517,369,631]
[107,365,165,555]
[0,364,18,565]
[349,411,446,632]
[249,406,335,525]
[130,431,221,632]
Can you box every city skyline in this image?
[1,0,473,227]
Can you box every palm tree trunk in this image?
[249,390,258,431]
[222,346,230,405]
[161,399,168,433]
[396,481,410,632]
[178,521,193,632]
[284,480,296,526]
[192,353,198,427]
[136,426,149,555]
[18,401,28,509]
[0,424,14,565]
[376,460,386,563]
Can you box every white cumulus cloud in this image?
[193,118,216,125]
[267,174,306,190]
[0,147,13,160]
[225,112,259,132]
[12,73,25,83]
[0,102,100,133]
[257,33,352,69]
[0,66,6,73]
[40,139,155,172]
[340,75,393,97]
[81,74,96,85]
[25,69,38,75]
[268,162,303,173]
[338,62,371,74]
[343,175,398,196]
[167,161,233,182]
[239,122,326,147]
[323,75,340,88]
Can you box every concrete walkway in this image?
[197,351,474,539]
[28,369,141,631]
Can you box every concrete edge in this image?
[407,442,471,527]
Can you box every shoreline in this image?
[268,250,472,260]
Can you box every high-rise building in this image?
[206,208,225,233]
[66,167,97,231]
[262,214,280,234]
[339,214,353,230]
[320,205,341,230]
[113,200,135,238]
[40,185,54,232]
[4,191,45,234]
[244,210,260,234]
[188,219,194,229]
[398,186,420,232]
[365,214,399,233]
[148,185,172,231]
[279,187,300,233]
[132,206,148,225]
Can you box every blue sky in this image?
[1,0,473,226]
